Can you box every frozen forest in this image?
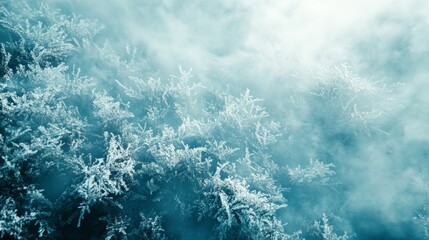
[1,0,429,239]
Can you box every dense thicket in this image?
[1,1,424,240]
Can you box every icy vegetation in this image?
[1,0,428,239]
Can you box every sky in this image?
[46,0,429,238]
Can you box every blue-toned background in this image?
[1,0,429,239]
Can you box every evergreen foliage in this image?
[1,0,414,239]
